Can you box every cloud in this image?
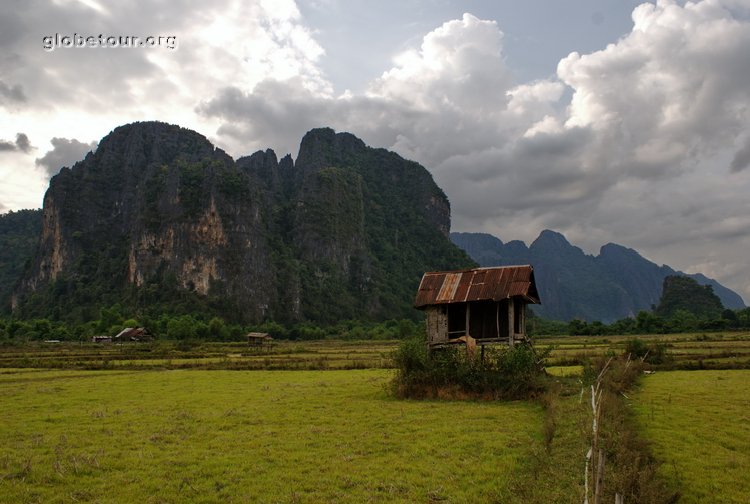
[35,138,97,176]
[199,13,559,163]
[0,80,26,105]
[4,0,750,301]
[199,3,750,301]
[558,0,750,171]
[367,13,512,111]
[0,0,327,118]
[15,133,31,153]
[0,133,31,153]
[1,0,330,209]
[730,137,750,172]
[197,3,750,205]
[197,78,338,156]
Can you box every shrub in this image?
[623,338,671,365]
[391,338,548,400]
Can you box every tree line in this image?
[0,305,424,344]
[529,275,749,336]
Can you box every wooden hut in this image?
[113,327,153,342]
[247,332,273,348]
[415,265,540,348]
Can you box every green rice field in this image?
[0,368,545,503]
[632,370,750,504]
[2,331,749,372]
[538,331,750,368]
[1,333,749,502]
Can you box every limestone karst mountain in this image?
[10,122,473,323]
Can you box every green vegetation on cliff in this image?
[8,122,473,325]
[655,275,724,319]
[0,209,42,311]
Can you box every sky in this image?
[2,0,750,303]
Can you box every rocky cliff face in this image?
[12,122,472,323]
[451,230,745,322]
[14,122,274,320]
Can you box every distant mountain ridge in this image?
[451,230,745,322]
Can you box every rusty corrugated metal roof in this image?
[414,265,540,308]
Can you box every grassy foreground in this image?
[0,369,545,503]
[633,370,750,503]
[3,336,749,502]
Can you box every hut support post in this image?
[465,303,471,338]
[496,303,500,339]
[507,298,515,347]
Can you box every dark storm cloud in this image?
[199,80,336,156]
[15,133,31,152]
[730,138,750,173]
[0,133,31,153]
[35,137,97,176]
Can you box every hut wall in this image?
[425,307,448,345]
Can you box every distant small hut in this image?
[114,327,153,342]
[415,265,540,349]
[92,335,113,344]
[247,332,273,348]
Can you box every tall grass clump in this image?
[391,338,548,400]
[581,355,680,503]
[623,338,672,365]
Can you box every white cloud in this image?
[368,14,511,109]
[161,3,750,302]
[559,0,750,167]
[200,12,559,165]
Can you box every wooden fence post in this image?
[594,448,605,504]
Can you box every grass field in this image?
[0,340,399,371]
[0,368,547,503]
[632,370,750,504]
[2,331,749,372]
[538,331,750,369]
[2,334,749,502]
